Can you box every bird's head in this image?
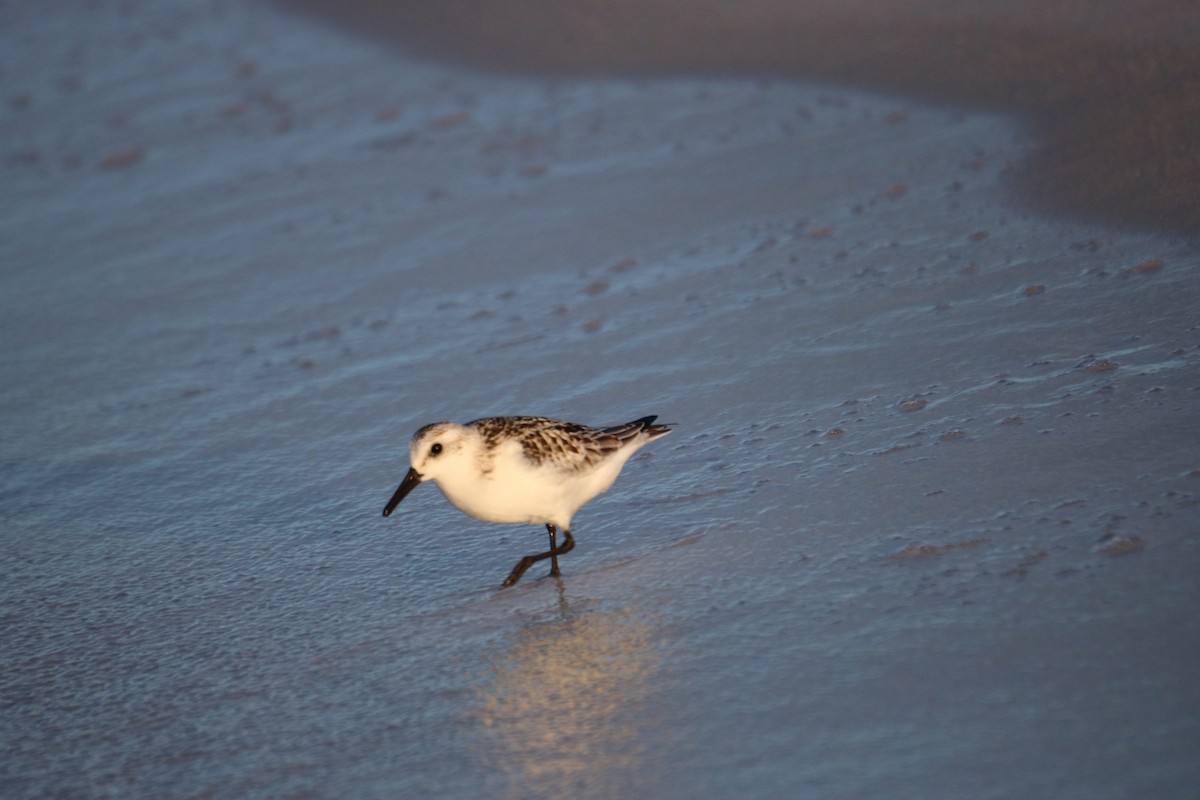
[382,421,472,516]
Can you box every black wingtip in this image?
[632,414,673,438]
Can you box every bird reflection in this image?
[474,583,660,796]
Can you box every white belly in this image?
[432,449,630,530]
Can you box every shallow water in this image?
[2,3,1198,798]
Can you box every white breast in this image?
[431,438,639,530]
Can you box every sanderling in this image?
[382,415,672,587]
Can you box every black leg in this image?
[501,527,575,588]
[547,524,560,577]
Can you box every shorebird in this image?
[382,415,672,586]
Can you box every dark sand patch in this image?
[278,0,1200,235]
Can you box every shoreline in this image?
[279,0,1200,235]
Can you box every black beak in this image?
[382,467,423,517]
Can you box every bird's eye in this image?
[431,443,443,456]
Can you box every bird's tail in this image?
[605,415,673,443]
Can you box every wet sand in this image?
[282,0,1200,235]
[3,2,1198,797]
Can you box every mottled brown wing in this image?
[469,415,669,473]
[517,420,614,473]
